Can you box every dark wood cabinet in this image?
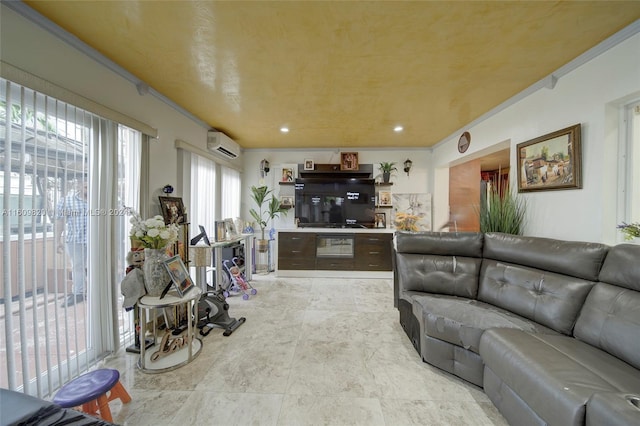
[278,232,316,270]
[354,234,393,270]
[278,231,392,272]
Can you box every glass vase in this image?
[143,247,171,297]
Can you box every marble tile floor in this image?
[100,275,508,426]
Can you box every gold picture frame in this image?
[517,124,582,192]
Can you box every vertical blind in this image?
[0,77,141,398]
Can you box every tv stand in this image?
[277,230,393,276]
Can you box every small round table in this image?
[137,287,202,373]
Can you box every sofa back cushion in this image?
[483,232,609,281]
[396,232,483,298]
[574,244,640,370]
[478,260,595,335]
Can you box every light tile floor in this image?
[101,275,508,426]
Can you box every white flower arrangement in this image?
[129,211,179,249]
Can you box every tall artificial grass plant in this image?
[479,178,527,235]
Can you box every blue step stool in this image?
[53,368,131,422]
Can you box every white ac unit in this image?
[207,131,239,159]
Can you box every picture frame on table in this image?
[224,218,237,238]
[517,123,582,193]
[158,196,185,224]
[163,255,195,297]
[375,212,386,228]
[215,221,227,242]
[304,159,315,171]
[340,152,359,171]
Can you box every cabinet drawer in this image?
[279,233,315,256]
[355,255,392,271]
[278,258,316,270]
[316,258,355,270]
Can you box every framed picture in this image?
[280,195,293,207]
[375,212,386,228]
[158,196,185,224]
[163,255,195,297]
[224,218,237,238]
[517,123,582,193]
[281,164,296,182]
[378,191,392,207]
[304,159,315,170]
[215,220,227,241]
[340,152,359,171]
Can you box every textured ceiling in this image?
[23,1,640,150]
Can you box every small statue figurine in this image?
[125,249,145,274]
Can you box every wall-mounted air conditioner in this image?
[207,131,239,159]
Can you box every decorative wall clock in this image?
[458,131,471,153]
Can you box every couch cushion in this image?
[478,259,595,335]
[574,282,640,370]
[479,328,640,426]
[396,231,484,257]
[396,254,481,298]
[598,243,640,292]
[413,294,558,354]
[483,232,609,281]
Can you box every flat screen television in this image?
[294,178,376,228]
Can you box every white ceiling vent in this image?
[207,131,239,159]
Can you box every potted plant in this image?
[617,222,640,242]
[249,185,288,252]
[479,180,527,235]
[379,162,397,183]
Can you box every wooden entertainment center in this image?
[277,230,394,276]
[276,162,395,277]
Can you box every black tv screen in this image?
[294,178,376,228]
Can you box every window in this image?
[190,153,217,238]
[0,78,141,397]
[221,165,241,220]
[619,99,640,240]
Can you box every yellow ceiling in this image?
[23,1,640,150]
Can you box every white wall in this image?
[431,32,640,243]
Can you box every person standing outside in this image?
[56,179,88,307]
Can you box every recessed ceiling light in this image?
[394,126,404,132]
[280,127,289,133]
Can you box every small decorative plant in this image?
[379,162,397,183]
[617,222,640,241]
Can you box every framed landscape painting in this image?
[517,124,582,193]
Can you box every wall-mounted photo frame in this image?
[375,212,386,228]
[163,255,195,297]
[340,152,359,171]
[304,159,315,170]
[378,191,392,207]
[158,196,185,224]
[280,195,294,207]
[517,123,582,193]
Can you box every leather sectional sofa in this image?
[394,231,640,426]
